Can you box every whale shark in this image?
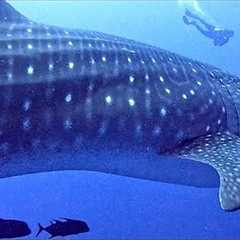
[1,1,240,211]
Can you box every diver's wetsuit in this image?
[183,9,234,46]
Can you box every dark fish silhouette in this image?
[36,218,89,238]
[1,0,240,211]
[0,218,31,238]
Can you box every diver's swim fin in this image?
[171,132,240,211]
[183,16,191,25]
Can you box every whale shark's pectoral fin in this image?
[172,132,240,211]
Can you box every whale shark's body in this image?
[1,1,240,211]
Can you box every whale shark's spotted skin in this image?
[1,1,240,211]
[0,21,227,152]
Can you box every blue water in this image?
[1,0,240,239]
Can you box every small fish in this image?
[36,218,90,239]
[0,218,31,239]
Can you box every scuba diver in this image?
[183,9,234,46]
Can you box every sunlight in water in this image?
[177,0,205,16]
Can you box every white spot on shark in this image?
[105,95,112,104]
[182,94,187,100]
[27,65,34,75]
[27,43,33,49]
[23,118,31,130]
[192,67,197,73]
[129,75,135,83]
[23,100,31,111]
[127,57,132,63]
[65,94,72,103]
[159,76,164,82]
[90,58,95,65]
[160,107,167,116]
[48,63,54,71]
[68,62,74,69]
[165,88,171,94]
[197,81,202,86]
[190,89,195,95]
[128,98,135,106]
[145,88,151,94]
[151,57,156,63]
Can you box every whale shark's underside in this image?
[1,1,240,211]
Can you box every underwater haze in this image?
[1,0,240,239]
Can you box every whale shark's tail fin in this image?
[36,223,45,237]
[0,0,29,23]
[173,132,240,211]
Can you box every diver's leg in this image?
[192,22,212,38]
[189,21,212,38]
[185,9,215,31]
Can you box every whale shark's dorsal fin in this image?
[0,0,29,23]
